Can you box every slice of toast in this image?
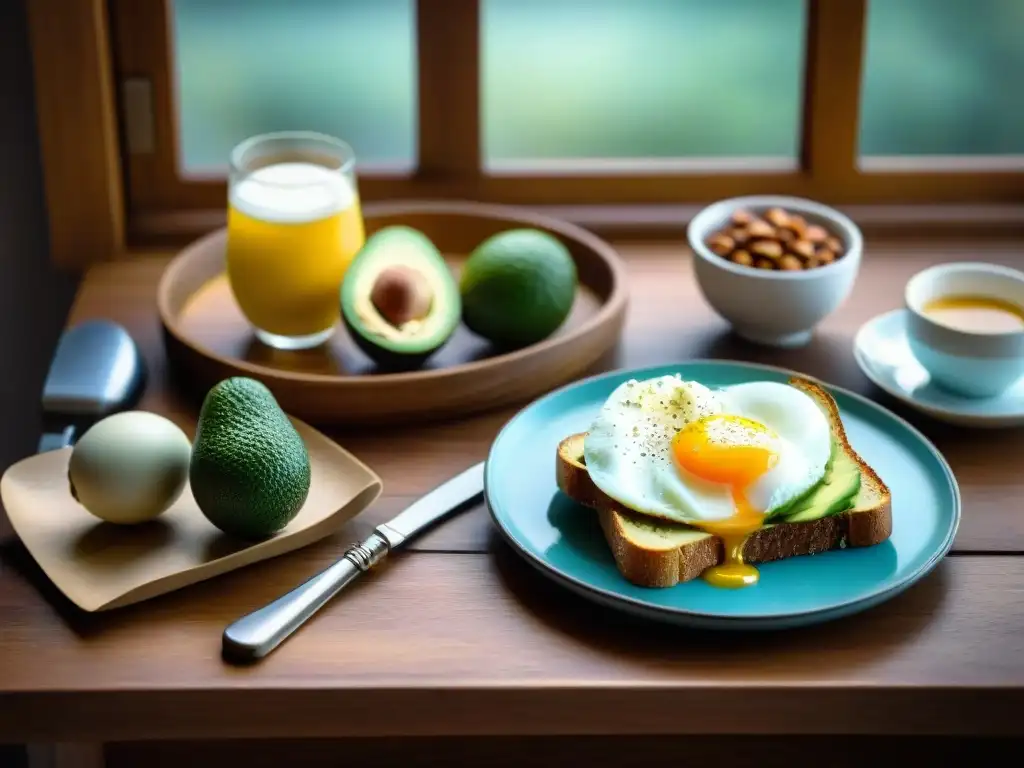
[555,377,892,588]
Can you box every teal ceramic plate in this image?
[485,361,960,630]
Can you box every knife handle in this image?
[222,532,391,662]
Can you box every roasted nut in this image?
[766,207,790,228]
[746,220,775,239]
[707,233,735,255]
[704,206,846,271]
[791,239,815,259]
[751,240,783,259]
[805,225,829,243]
[731,209,754,226]
[730,250,753,267]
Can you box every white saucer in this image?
[853,309,1024,429]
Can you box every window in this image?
[481,0,807,171]
[29,0,1024,259]
[859,0,1024,168]
[171,0,417,175]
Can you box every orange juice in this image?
[226,161,365,343]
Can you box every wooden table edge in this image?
[3,684,1023,741]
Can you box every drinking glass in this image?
[226,131,366,350]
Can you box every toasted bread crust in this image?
[597,507,721,588]
[787,378,891,517]
[556,376,893,588]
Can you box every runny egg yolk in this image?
[671,415,779,589]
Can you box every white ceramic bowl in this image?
[687,195,863,347]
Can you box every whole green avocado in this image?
[189,377,311,540]
[459,228,578,349]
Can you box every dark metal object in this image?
[38,320,147,452]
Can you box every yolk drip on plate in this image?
[671,415,779,589]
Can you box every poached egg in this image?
[582,374,833,587]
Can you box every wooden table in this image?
[2,238,1024,766]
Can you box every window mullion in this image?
[801,0,867,199]
[416,0,481,183]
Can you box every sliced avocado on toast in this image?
[555,377,892,588]
[783,444,861,523]
[760,433,846,520]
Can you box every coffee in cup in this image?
[920,294,1024,334]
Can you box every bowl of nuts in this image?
[687,195,862,347]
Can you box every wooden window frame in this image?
[27,0,1024,265]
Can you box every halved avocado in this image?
[341,226,461,370]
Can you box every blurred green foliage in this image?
[171,0,1023,172]
[173,0,417,171]
[483,0,805,161]
[860,0,1024,155]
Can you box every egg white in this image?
[582,376,833,526]
[716,382,833,516]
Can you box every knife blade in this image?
[222,461,486,662]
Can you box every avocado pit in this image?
[369,265,434,328]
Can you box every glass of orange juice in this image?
[226,131,366,350]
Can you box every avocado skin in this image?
[459,228,578,349]
[344,321,436,372]
[189,377,311,540]
[341,226,460,370]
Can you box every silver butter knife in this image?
[222,461,486,662]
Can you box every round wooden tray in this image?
[157,200,629,426]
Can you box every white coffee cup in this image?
[904,262,1024,399]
